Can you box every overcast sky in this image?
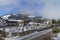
[0,0,60,19]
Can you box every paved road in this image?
[19,28,52,40]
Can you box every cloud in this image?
[20,0,60,19]
[0,0,44,16]
[17,0,45,16]
[0,0,20,15]
[0,0,20,6]
[0,0,60,19]
[20,10,34,16]
[40,0,60,19]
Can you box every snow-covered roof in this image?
[7,19,23,22]
[29,22,35,24]
[28,16,35,18]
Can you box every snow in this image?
[57,33,60,37]
[1,14,11,19]
[0,26,33,33]
[0,24,51,33]
[29,22,35,25]
[7,19,23,22]
[0,24,51,40]
[5,36,22,40]
[57,33,60,40]
[28,16,35,18]
[4,29,52,40]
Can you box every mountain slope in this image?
[8,13,28,20]
[1,14,11,19]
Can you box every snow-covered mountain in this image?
[1,13,28,20]
[1,14,11,19]
[1,13,42,20]
[8,13,28,20]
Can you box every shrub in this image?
[52,27,59,34]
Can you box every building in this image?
[0,17,6,26]
[6,20,19,26]
[0,17,24,27]
[44,19,52,25]
[5,19,24,26]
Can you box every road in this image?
[19,28,52,40]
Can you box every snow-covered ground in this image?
[0,26,28,33]
[0,25,51,40]
[4,28,52,40]
[0,24,50,33]
[5,36,21,40]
